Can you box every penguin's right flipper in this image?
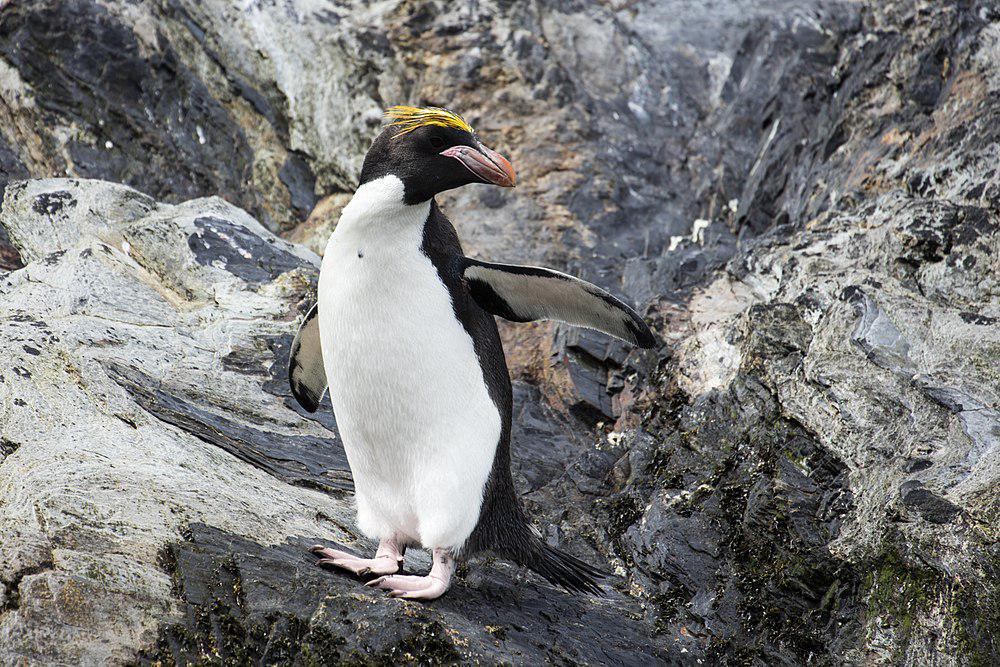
[288,303,327,412]
[461,259,657,348]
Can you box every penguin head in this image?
[359,106,516,204]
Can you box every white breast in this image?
[317,175,501,551]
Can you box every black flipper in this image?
[288,304,327,412]
[461,258,657,348]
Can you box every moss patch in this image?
[862,547,999,664]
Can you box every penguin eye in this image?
[429,135,446,149]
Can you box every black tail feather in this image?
[523,541,608,596]
[465,448,609,596]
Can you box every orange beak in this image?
[440,142,516,187]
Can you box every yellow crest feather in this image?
[384,105,474,137]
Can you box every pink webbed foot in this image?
[367,548,454,601]
[311,547,401,576]
[367,574,450,599]
[311,537,404,577]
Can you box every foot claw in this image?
[311,549,401,577]
[367,574,448,600]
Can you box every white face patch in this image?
[316,175,501,552]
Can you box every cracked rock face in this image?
[1,0,998,665]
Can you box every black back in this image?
[420,201,605,594]
[418,202,521,553]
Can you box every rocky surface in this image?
[1,0,998,665]
[0,178,666,665]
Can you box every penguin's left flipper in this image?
[461,259,657,348]
[288,303,328,412]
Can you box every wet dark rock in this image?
[959,311,997,326]
[902,458,934,474]
[188,217,305,287]
[141,523,671,665]
[897,201,997,268]
[560,351,616,424]
[899,481,962,525]
[30,191,75,217]
[278,153,320,220]
[0,0,260,220]
[602,376,862,663]
[509,381,581,494]
[561,327,630,368]
[104,362,352,494]
[0,439,19,462]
